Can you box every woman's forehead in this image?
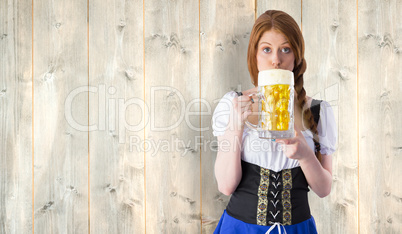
[259,30,288,45]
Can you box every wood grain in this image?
[0,0,33,233]
[89,0,145,232]
[144,0,201,233]
[200,0,255,233]
[33,0,88,232]
[2,1,402,233]
[303,0,358,233]
[359,0,402,233]
[257,0,301,26]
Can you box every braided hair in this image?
[247,10,322,162]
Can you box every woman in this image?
[212,10,337,233]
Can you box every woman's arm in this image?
[214,130,244,196]
[299,101,336,197]
[276,95,334,197]
[298,152,332,198]
[214,90,256,196]
[276,130,333,198]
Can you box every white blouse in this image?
[212,91,337,172]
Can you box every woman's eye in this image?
[282,47,291,53]
[263,47,271,53]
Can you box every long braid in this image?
[293,59,322,162]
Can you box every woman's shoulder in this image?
[214,91,237,110]
[305,96,335,129]
[305,96,337,155]
[306,96,331,109]
[306,96,313,109]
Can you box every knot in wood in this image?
[0,88,6,98]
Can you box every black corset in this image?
[226,160,311,226]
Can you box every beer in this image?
[260,84,292,131]
[258,69,294,133]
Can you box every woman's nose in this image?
[271,52,281,68]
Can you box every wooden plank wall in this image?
[33,0,89,233]
[0,0,33,233]
[144,0,200,233]
[1,0,401,233]
[89,0,144,233]
[359,0,402,233]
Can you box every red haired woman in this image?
[212,10,337,233]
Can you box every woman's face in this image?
[256,29,295,72]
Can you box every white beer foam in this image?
[258,69,294,86]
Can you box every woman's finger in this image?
[240,105,251,113]
[276,137,297,145]
[242,108,252,120]
[275,139,288,144]
[237,95,252,103]
[238,102,254,113]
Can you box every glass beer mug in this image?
[246,69,295,139]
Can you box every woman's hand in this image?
[228,87,258,132]
[275,126,315,162]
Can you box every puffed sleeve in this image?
[317,101,338,155]
[212,91,237,137]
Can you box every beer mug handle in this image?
[244,90,264,131]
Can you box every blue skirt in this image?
[214,210,318,234]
